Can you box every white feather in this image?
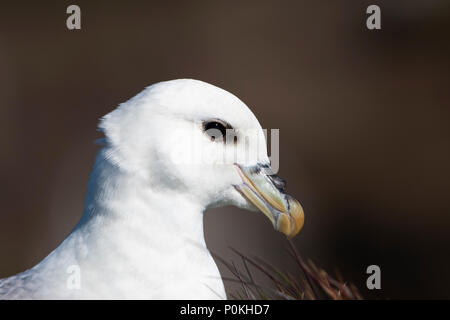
[0,79,270,299]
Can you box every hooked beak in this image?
[234,164,304,239]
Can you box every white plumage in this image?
[0,79,277,299]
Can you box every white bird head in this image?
[98,79,304,238]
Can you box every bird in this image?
[0,79,304,299]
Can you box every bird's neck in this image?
[49,151,224,298]
[79,153,207,248]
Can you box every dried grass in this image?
[213,240,363,300]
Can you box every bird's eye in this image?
[203,119,232,142]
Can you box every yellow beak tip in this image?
[279,198,305,239]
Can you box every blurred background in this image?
[0,0,449,299]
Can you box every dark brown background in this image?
[0,1,449,299]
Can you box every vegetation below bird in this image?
[215,241,362,300]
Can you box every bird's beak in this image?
[234,164,304,239]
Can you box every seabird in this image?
[0,79,304,299]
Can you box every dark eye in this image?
[203,119,232,142]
